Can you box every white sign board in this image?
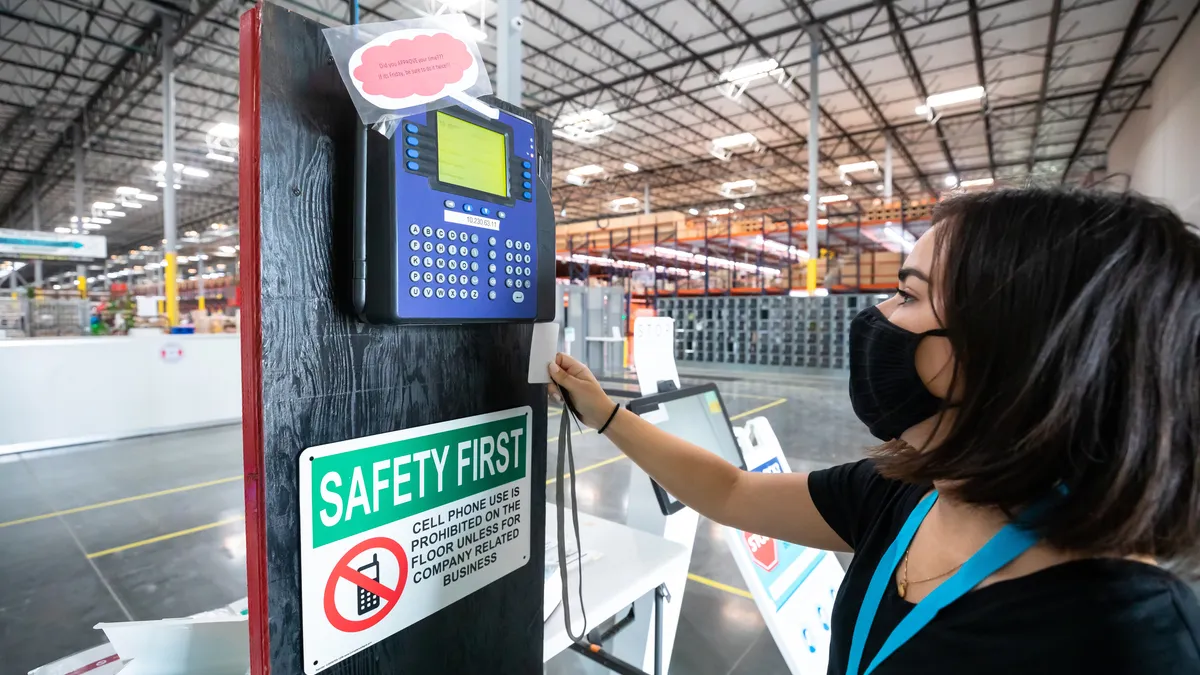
[728,418,845,674]
[0,228,106,260]
[299,407,533,673]
[632,316,678,396]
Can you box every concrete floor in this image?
[0,366,874,675]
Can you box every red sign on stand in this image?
[744,531,779,572]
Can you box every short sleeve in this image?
[807,459,915,551]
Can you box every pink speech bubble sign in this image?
[351,32,474,100]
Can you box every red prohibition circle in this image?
[323,536,409,632]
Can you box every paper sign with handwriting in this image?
[349,29,480,110]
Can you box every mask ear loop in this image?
[556,392,588,642]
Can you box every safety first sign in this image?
[299,407,532,673]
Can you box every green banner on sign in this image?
[310,413,528,547]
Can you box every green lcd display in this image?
[436,113,509,198]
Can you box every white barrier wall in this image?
[0,334,241,455]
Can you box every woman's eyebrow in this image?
[898,267,930,284]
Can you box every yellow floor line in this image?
[688,573,754,599]
[0,475,243,530]
[729,397,787,420]
[87,515,246,559]
[545,454,628,486]
[723,392,789,401]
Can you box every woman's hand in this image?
[547,353,618,429]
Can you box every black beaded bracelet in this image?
[597,403,622,435]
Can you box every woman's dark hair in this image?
[872,187,1200,572]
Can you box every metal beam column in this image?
[497,0,523,104]
[884,137,893,201]
[161,17,179,326]
[31,183,42,287]
[806,32,820,293]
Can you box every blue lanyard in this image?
[845,491,1040,675]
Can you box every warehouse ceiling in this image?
[0,0,1196,261]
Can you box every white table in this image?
[544,506,688,672]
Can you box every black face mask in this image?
[849,305,948,441]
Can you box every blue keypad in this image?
[404,228,534,304]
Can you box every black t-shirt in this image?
[807,459,1200,674]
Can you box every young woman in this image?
[548,188,1200,673]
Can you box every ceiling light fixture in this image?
[916,85,985,117]
[719,178,758,198]
[710,132,760,161]
[733,202,746,210]
[93,201,115,210]
[610,197,640,212]
[688,208,699,216]
[944,174,959,187]
[135,193,158,201]
[569,164,605,176]
[720,58,779,83]
[208,122,239,139]
[121,201,143,209]
[54,227,71,234]
[565,174,586,186]
[182,166,210,178]
[206,151,236,163]
[958,177,994,188]
[105,211,126,218]
[622,162,639,173]
[837,160,879,176]
[82,223,103,230]
[819,194,849,204]
[553,108,617,144]
[115,186,140,196]
[708,208,733,216]
[90,217,112,225]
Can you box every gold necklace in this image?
[897,549,963,599]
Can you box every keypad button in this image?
[435,258,445,269]
[409,286,420,297]
[423,226,433,237]
[451,260,461,270]
[505,239,513,249]
[406,136,418,146]
[506,279,514,288]
[506,265,513,275]
[522,160,531,169]
[448,245,458,256]
[436,273,445,284]
[488,264,497,273]
[522,171,531,179]
[480,207,491,216]
[410,271,420,282]
[471,275,479,285]
[410,240,420,251]
[513,291,525,303]
[523,191,532,200]
[410,255,420,266]
[471,247,479,257]
[423,256,433,267]
[488,236,497,246]
[443,200,456,209]
[449,289,458,299]
[422,241,432,253]
[524,241,532,251]
[505,252,513,262]
[406,161,420,171]
[463,204,473,213]
[410,223,420,235]
[498,211,506,219]
[471,262,479,272]
[423,287,433,298]
[436,243,445,254]
[522,181,532,190]
[448,230,458,241]
[436,288,445,298]
[423,272,433,283]
[436,228,445,239]
[405,123,418,134]
[488,290,497,300]
[471,290,479,299]
[472,233,480,244]
[406,148,419,159]
[488,250,497,260]
[488,277,497,287]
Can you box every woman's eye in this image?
[896,289,915,304]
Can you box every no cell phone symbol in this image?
[324,537,409,633]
